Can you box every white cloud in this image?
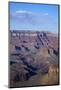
[16,10,32,14]
[16,10,26,13]
[15,10,48,17]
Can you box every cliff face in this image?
[9,31,58,53]
[9,30,59,87]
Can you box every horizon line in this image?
[10,30,58,34]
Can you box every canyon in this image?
[9,30,59,87]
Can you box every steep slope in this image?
[9,30,59,87]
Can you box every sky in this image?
[9,2,59,33]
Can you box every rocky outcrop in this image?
[9,30,59,87]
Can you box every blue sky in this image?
[9,2,58,33]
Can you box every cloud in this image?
[14,10,38,25]
[15,10,49,17]
[16,10,33,14]
[16,10,26,13]
[10,10,53,29]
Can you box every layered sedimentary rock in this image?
[9,30,59,87]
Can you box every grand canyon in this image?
[9,30,59,88]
